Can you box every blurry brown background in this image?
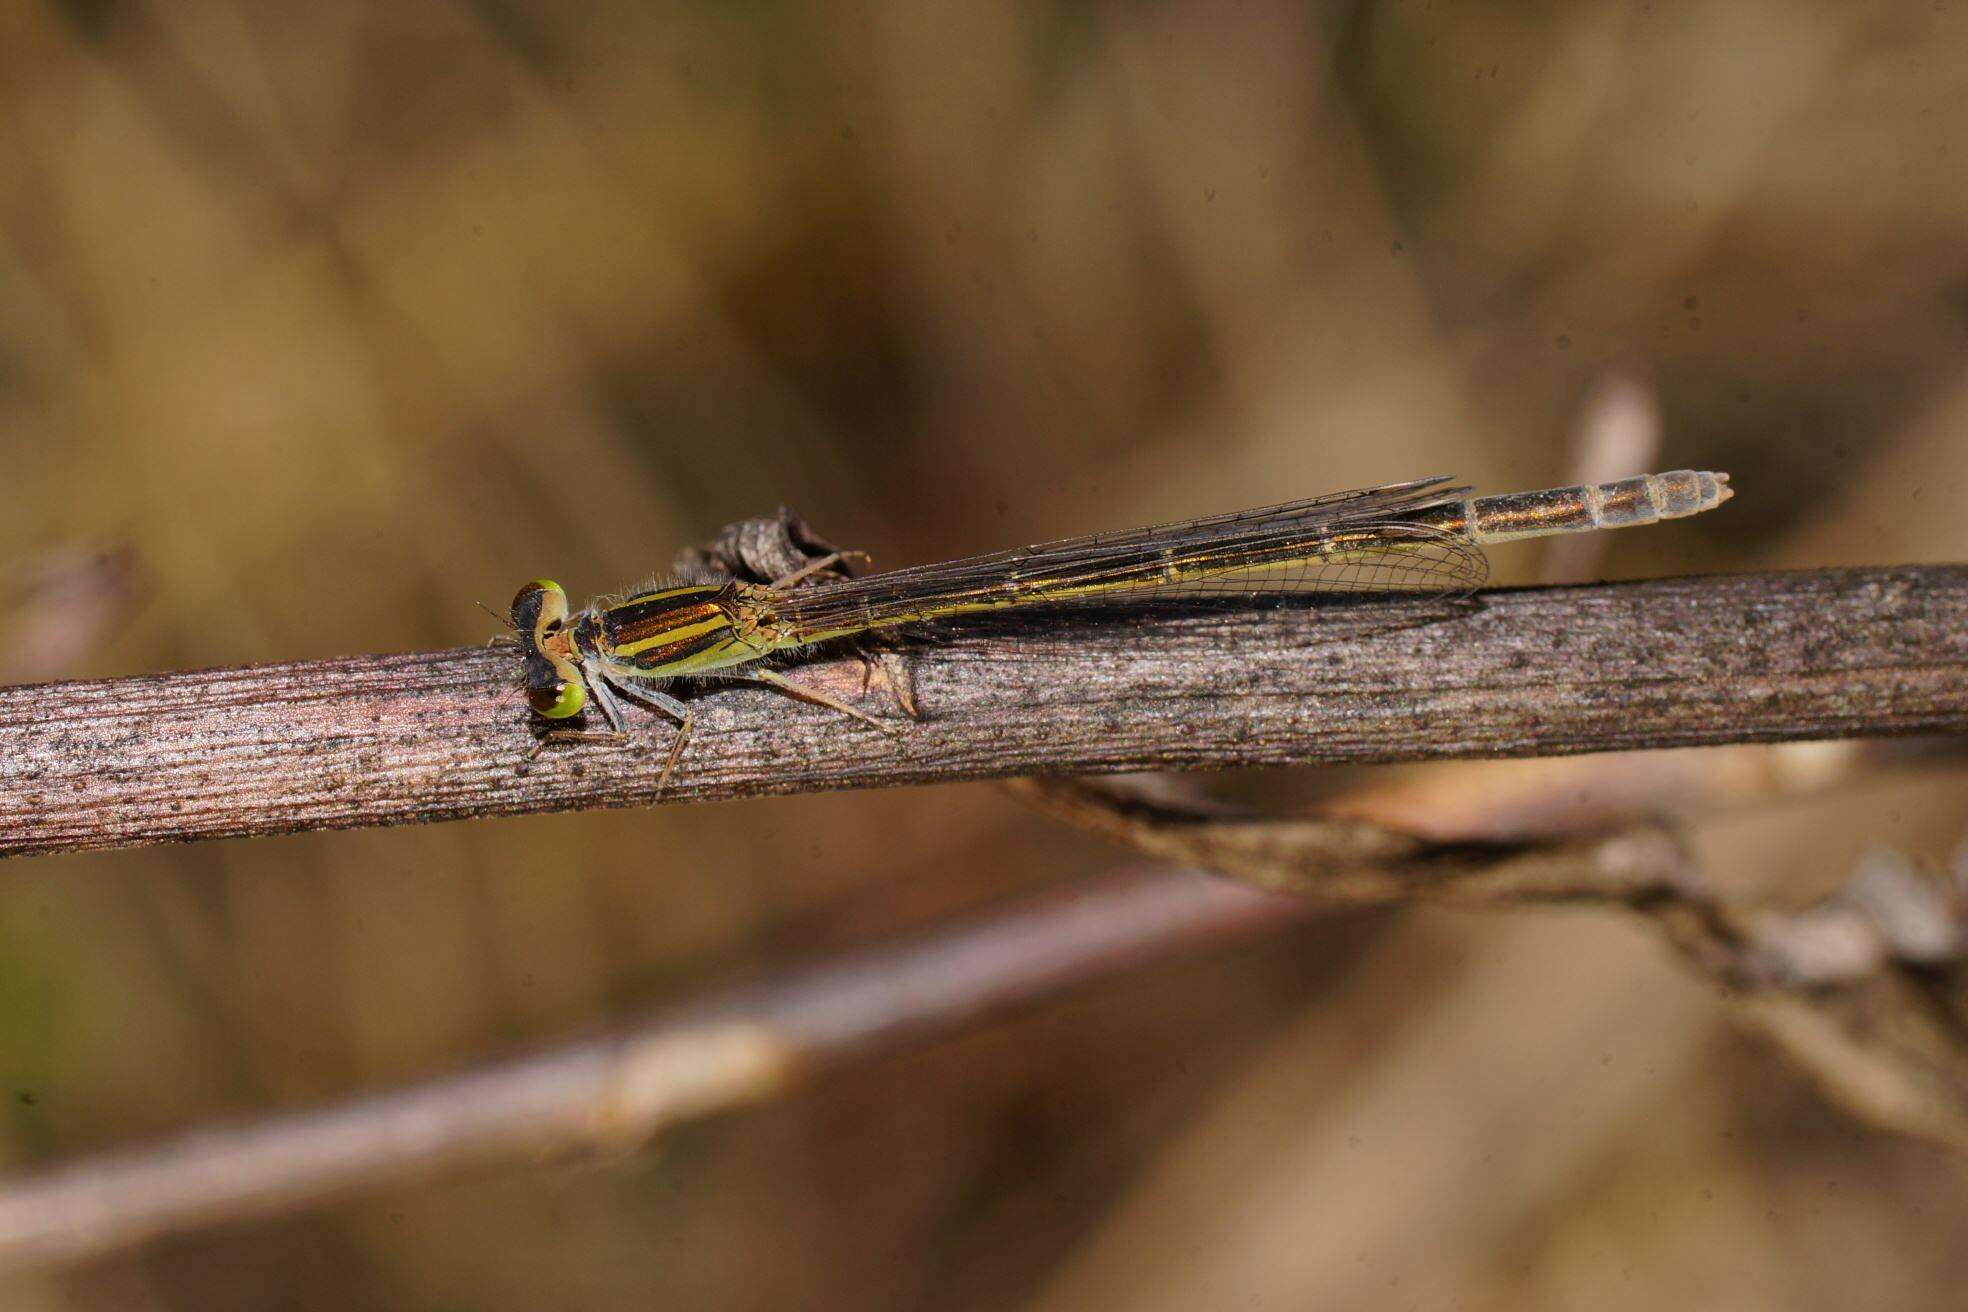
[3,1,1968,1308]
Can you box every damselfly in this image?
[511,470,1731,780]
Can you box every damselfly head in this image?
[511,579,587,719]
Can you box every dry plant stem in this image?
[0,866,1313,1270]
[1019,777,1968,1154]
[1006,777,1700,908]
[3,566,1965,858]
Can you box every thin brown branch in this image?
[1005,776,1700,906]
[1021,778,1968,1156]
[3,565,1966,857]
[0,866,1315,1269]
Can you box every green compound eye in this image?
[529,677,587,719]
[513,579,569,631]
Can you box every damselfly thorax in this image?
[510,470,1733,786]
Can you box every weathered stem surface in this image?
[3,566,1964,857]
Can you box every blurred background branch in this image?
[0,865,1316,1270]
[1017,777,1968,1156]
[9,774,1967,1271]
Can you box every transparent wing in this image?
[774,504,1489,638]
[956,523,1489,602]
[815,475,1463,594]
